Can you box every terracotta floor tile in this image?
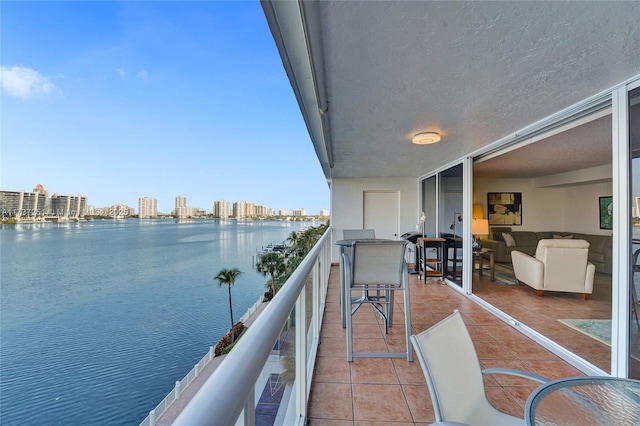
[308,382,353,420]
[392,359,426,385]
[401,384,435,423]
[352,337,389,353]
[314,355,351,383]
[473,339,518,360]
[503,384,539,408]
[522,359,584,380]
[500,339,561,361]
[350,358,398,384]
[318,337,346,357]
[352,384,413,422]
[484,386,523,418]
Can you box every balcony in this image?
[169,230,583,425]
[307,264,583,423]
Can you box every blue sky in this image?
[1,1,329,215]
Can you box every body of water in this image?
[0,219,313,425]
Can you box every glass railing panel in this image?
[174,228,330,426]
[252,306,297,425]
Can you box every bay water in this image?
[0,219,312,425]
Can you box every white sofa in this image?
[511,239,596,300]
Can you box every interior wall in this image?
[474,173,613,235]
[563,181,613,235]
[330,177,419,262]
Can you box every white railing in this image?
[139,296,269,426]
[172,228,331,425]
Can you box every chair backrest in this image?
[350,240,406,288]
[343,228,375,240]
[535,239,590,288]
[410,310,487,424]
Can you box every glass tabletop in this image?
[525,376,640,425]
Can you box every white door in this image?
[363,191,399,240]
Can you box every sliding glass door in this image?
[628,87,640,378]
[440,164,464,286]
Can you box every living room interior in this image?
[470,109,623,374]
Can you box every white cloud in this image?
[116,68,126,80]
[0,65,62,99]
[137,69,149,83]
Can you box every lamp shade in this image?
[473,204,484,219]
[471,219,489,235]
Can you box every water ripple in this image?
[0,219,312,425]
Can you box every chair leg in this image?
[536,290,544,297]
[345,275,354,362]
[404,280,413,362]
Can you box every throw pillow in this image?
[493,232,505,242]
[502,232,516,247]
[553,234,574,239]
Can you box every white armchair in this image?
[512,239,596,300]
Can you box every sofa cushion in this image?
[589,252,605,264]
[503,233,516,247]
[536,232,556,240]
[512,231,538,247]
[573,233,609,254]
[493,232,505,242]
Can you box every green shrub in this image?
[214,321,247,356]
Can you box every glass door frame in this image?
[612,79,640,377]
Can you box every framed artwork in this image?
[488,192,522,226]
[599,196,613,230]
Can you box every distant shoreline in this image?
[1,216,329,226]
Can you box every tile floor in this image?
[473,269,613,373]
[307,265,584,425]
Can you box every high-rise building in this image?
[233,201,247,218]
[319,209,329,217]
[50,194,87,218]
[292,208,307,217]
[139,197,158,218]
[213,200,231,218]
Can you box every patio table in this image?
[525,376,640,425]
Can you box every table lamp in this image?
[472,218,489,251]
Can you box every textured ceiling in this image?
[474,115,612,178]
[302,1,640,178]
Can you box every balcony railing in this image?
[173,227,332,425]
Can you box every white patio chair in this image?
[339,229,377,328]
[343,228,375,240]
[342,239,412,362]
[410,310,549,425]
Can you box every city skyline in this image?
[0,183,327,220]
[1,2,329,215]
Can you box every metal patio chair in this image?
[410,310,549,425]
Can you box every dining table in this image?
[525,376,640,425]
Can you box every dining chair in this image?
[410,310,549,425]
[342,239,412,362]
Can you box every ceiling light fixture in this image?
[412,132,441,145]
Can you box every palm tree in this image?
[287,231,300,252]
[256,251,286,297]
[214,267,243,331]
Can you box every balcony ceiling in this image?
[262,1,640,179]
